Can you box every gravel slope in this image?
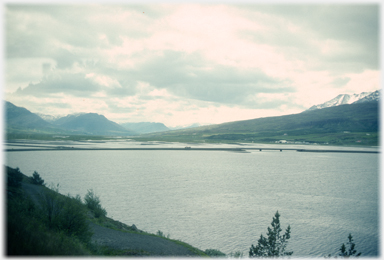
[89,221,198,256]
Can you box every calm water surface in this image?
[5,146,379,257]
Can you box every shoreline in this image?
[4,147,379,153]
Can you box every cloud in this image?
[4,4,380,127]
[16,71,102,97]
[134,50,294,106]
[238,4,379,72]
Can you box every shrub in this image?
[7,187,90,255]
[156,230,170,239]
[249,211,293,257]
[38,187,92,244]
[39,188,64,229]
[229,251,244,258]
[84,189,107,218]
[204,249,226,257]
[57,195,93,243]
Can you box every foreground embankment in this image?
[6,166,209,256]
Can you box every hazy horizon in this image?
[4,3,380,127]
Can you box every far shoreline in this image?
[4,146,380,154]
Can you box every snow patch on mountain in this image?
[36,113,66,122]
[307,90,380,111]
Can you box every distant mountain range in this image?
[306,90,380,111]
[5,101,136,136]
[6,102,171,136]
[4,89,380,144]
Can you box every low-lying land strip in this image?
[5,146,379,153]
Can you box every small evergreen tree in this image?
[339,234,361,257]
[249,211,293,257]
[31,171,45,186]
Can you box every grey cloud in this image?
[237,4,379,72]
[6,5,102,48]
[106,85,137,97]
[90,66,138,97]
[14,69,140,99]
[248,97,305,111]
[332,77,351,87]
[135,50,293,106]
[16,72,102,97]
[105,101,137,114]
[6,5,120,67]
[53,49,80,69]
[6,4,162,57]
[6,8,82,69]
[7,98,72,115]
[46,102,72,109]
[42,63,52,74]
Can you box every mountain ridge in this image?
[138,101,379,145]
[53,113,137,136]
[5,101,136,137]
[5,101,53,129]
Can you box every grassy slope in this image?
[5,166,209,256]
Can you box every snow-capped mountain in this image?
[353,90,380,104]
[168,123,208,130]
[36,113,67,122]
[307,90,380,111]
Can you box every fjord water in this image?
[6,146,379,257]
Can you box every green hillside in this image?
[136,101,379,146]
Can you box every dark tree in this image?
[7,167,23,188]
[249,211,293,257]
[339,234,361,257]
[31,171,45,186]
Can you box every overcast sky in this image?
[4,3,380,127]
